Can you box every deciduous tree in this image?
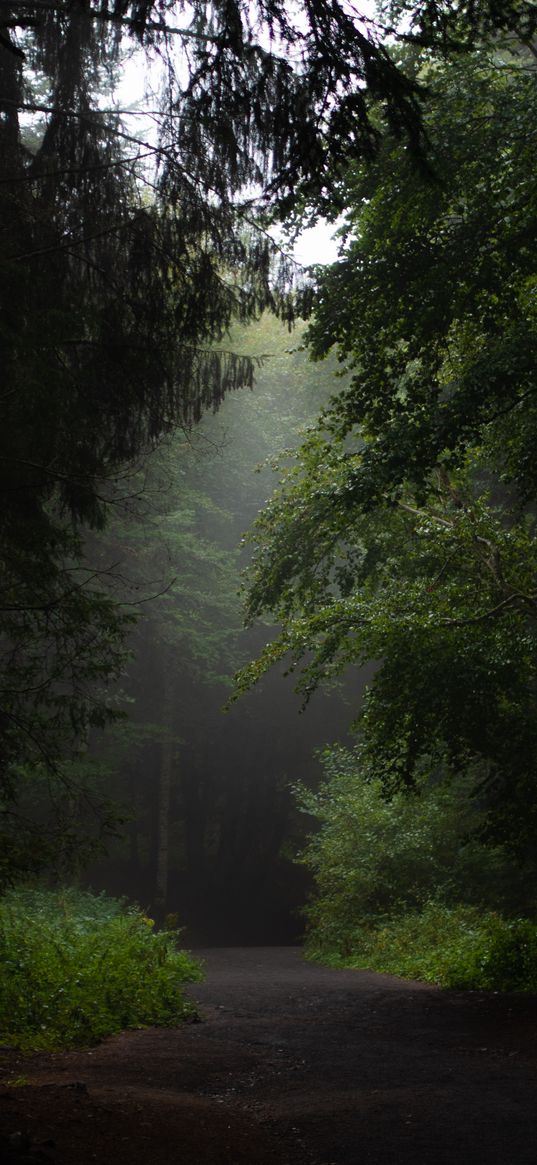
[2,0,536,877]
[238,49,537,850]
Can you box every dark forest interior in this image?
[2,0,537,1066]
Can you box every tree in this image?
[295,743,535,957]
[87,315,355,927]
[0,0,402,880]
[2,0,536,879]
[237,48,537,851]
[0,6,262,879]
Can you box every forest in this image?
[2,0,537,1051]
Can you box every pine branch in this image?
[0,0,225,42]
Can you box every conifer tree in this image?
[1,0,536,878]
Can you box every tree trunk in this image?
[155,661,174,913]
[0,29,22,170]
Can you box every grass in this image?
[0,885,202,1050]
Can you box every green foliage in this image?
[0,532,135,884]
[308,52,537,504]
[0,757,126,890]
[298,745,537,991]
[239,442,537,845]
[238,51,537,850]
[312,903,537,993]
[443,914,537,991]
[297,744,533,945]
[3,3,536,888]
[0,887,202,1050]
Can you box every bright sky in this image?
[115,52,342,267]
[114,2,381,267]
[293,222,341,267]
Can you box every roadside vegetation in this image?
[297,747,537,991]
[0,888,202,1050]
[3,0,537,1001]
[238,44,537,993]
[329,906,537,992]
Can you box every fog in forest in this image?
[82,315,370,943]
[5,5,537,1075]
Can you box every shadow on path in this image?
[1,946,536,1164]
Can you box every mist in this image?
[83,315,371,944]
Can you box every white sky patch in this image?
[115,50,150,107]
[293,220,342,267]
[112,2,381,265]
[113,49,343,267]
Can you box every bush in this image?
[443,913,537,992]
[297,743,537,952]
[307,901,537,992]
[0,886,202,1049]
[298,745,537,992]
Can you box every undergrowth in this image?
[305,901,537,992]
[298,745,537,993]
[0,886,202,1050]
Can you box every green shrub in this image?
[0,886,202,1049]
[297,746,535,942]
[297,743,537,992]
[443,914,537,992]
[307,901,537,992]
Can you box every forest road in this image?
[1,945,537,1165]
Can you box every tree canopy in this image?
[238,44,537,851]
[2,0,537,878]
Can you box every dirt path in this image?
[1,946,536,1164]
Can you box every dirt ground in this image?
[1,946,536,1164]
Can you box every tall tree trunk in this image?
[128,768,141,873]
[0,27,22,171]
[155,659,174,913]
